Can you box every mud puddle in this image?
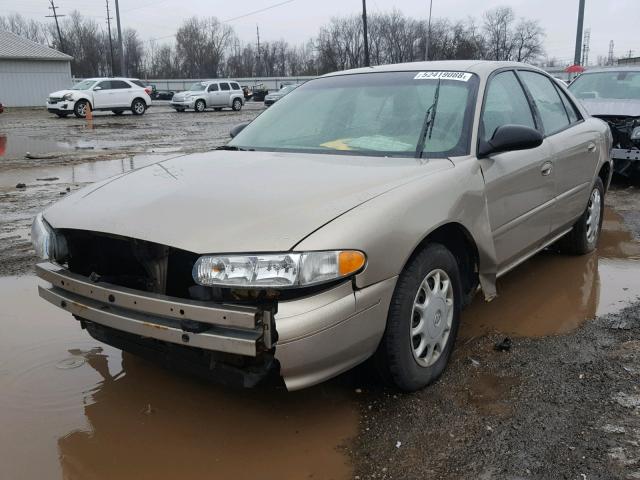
[462,208,640,339]
[0,276,357,480]
[0,152,182,189]
[0,132,117,160]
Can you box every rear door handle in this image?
[587,142,597,152]
[541,161,553,176]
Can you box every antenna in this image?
[45,0,65,52]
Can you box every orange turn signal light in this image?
[338,251,366,276]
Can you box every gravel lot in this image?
[1,105,640,479]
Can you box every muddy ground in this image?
[1,107,640,479]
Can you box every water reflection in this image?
[56,352,356,480]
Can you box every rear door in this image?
[92,80,113,108]
[518,70,598,233]
[110,80,133,107]
[478,70,556,271]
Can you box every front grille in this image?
[48,96,63,103]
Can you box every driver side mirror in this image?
[93,86,102,91]
[478,124,543,158]
[230,122,250,138]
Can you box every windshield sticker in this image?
[414,71,472,82]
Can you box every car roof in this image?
[576,67,640,74]
[321,60,547,79]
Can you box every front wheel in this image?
[73,100,89,118]
[557,177,604,255]
[194,99,206,112]
[375,243,462,391]
[131,99,146,115]
[232,98,243,111]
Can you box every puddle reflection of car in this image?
[569,68,640,179]
[47,78,152,118]
[264,84,300,106]
[170,80,244,112]
[34,61,612,392]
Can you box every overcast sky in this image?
[3,0,638,64]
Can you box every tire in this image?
[112,110,124,115]
[73,100,89,118]
[131,98,146,116]
[232,98,243,111]
[557,177,604,255]
[194,99,206,113]
[55,113,69,118]
[375,243,462,391]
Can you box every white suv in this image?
[47,78,152,118]
[171,80,245,112]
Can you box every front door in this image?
[478,70,556,272]
[92,80,113,109]
[207,83,220,106]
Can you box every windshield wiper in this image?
[216,145,250,151]
[415,78,441,159]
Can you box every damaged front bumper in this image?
[37,261,396,390]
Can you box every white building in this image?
[0,30,72,107]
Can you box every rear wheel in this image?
[131,99,146,115]
[375,243,462,391]
[232,98,243,111]
[194,99,206,112]
[73,100,89,118]
[557,177,604,255]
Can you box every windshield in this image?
[569,71,640,100]
[188,82,207,91]
[71,80,97,90]
[230,71,478,157]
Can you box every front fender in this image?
[293,156,498,300]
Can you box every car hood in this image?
[579,98,640,117]
[49,89,79,97]
[44,150,452,254]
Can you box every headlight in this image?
[192,250,366,288]
[31,213,68,261]
[63,93,74,101]
[631,126,640,142]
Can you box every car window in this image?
[220,83,230,91]
[481,71,535,142]
[208,84,219,92]
[230,82,240,90]
[555,86,581,124]
[569,71,640,100]
[111,80,131,89]
[230,71,480,158]
[130,80,145,88]
[518,71,570,135]
[96,80,112,90]
[71,80,98,90]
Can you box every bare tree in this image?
[512,18,544,62]
[0,13,49,45]
[175,17,233,77]
[483,6,515,61]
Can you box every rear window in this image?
[111,80,131,89]
[220,83,230,91]
[230,82,240,90]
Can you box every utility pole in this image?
[106,0,115,76]
[573,0,586,65]
[362,0,370,67]
[425,0,433,61]
[607,40,614,66]
[114,0,125,76]
[46,0,65,52]
[581,28,590,67]
[256,25,261,77]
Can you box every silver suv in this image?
[171,80,244,112]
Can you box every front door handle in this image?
[541,161,553,176]
[587,142,597,152]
